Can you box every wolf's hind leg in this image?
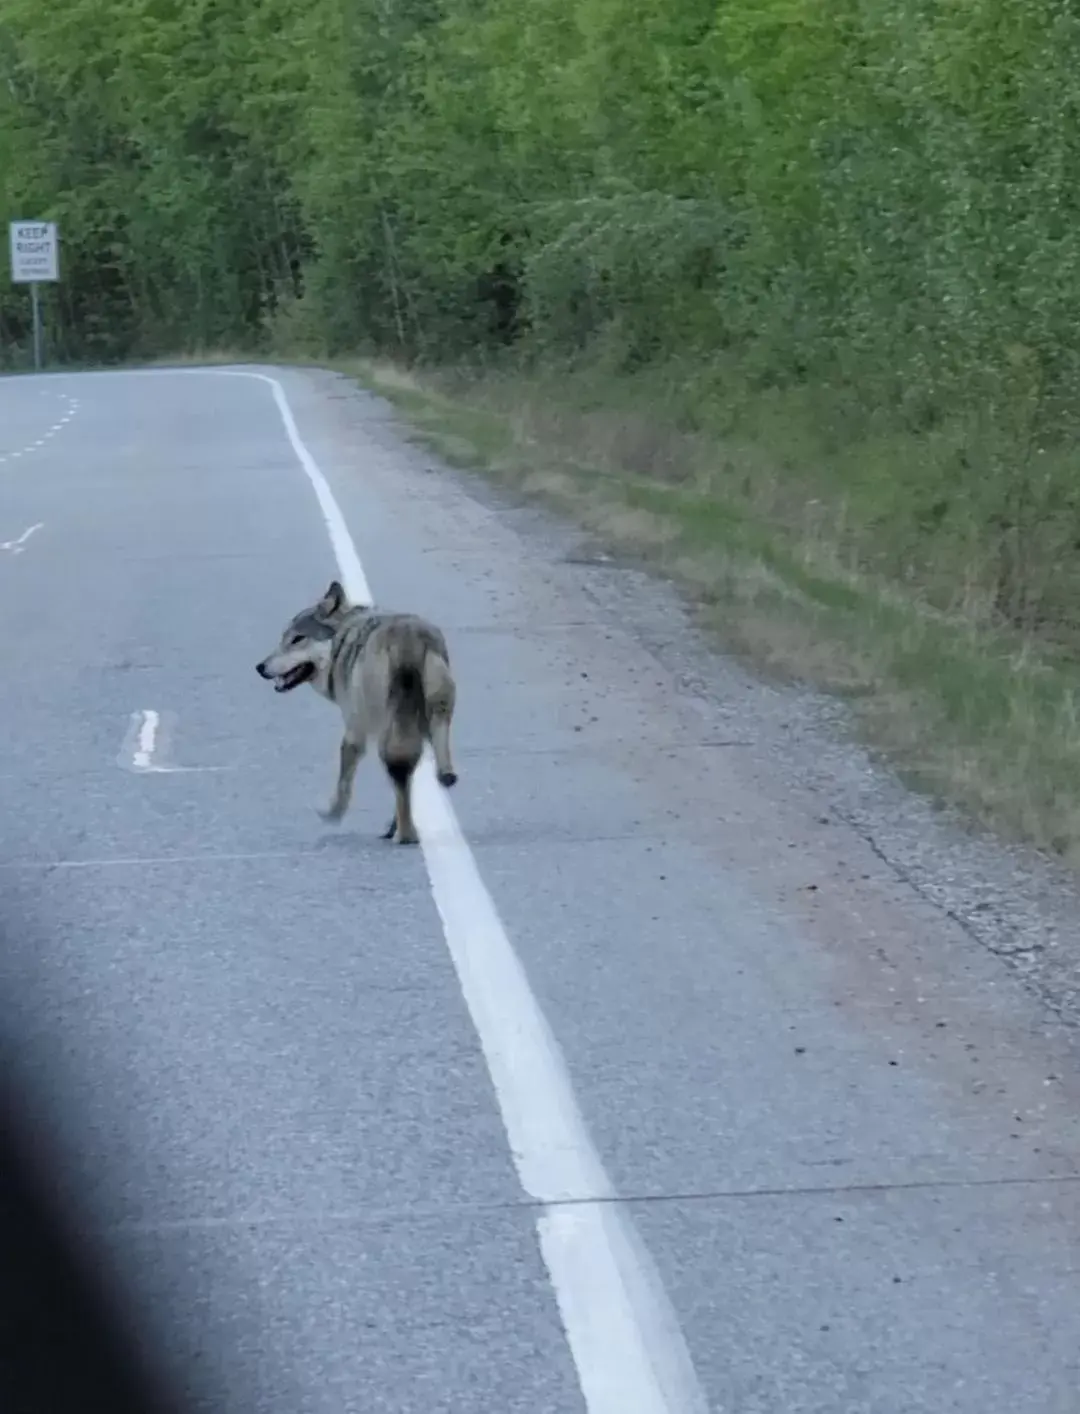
[381,755,419,845]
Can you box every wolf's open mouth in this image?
[274,663,315,693]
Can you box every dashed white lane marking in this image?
[119,709,233,775]
[0,522,43,555]
[134,709,160,770]
[0,390,80,465]
[217,369,707,1414]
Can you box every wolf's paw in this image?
[436,770,458,789]
[318,801,347,825]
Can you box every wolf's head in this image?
[255,579,353,695]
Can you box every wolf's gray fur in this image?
[255,579,457,844]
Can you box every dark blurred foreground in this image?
[0,1075,182,1414]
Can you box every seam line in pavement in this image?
[98,1171,1080,1237]
[0,829,705,872]
[0,737,750,786]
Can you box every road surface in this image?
[1,365,1079,1413]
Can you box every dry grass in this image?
[338,355,1080,867]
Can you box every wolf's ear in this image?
[319,579,348,615]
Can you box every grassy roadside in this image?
[317,354,1080,867]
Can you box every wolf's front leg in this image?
[318,735,364,823]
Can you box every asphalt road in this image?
[2,365,1079,1413]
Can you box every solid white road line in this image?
[54,365,711,1414]
[240,366,710,1414]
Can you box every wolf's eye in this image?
[288,633,304,647]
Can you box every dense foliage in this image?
[0,0,1075,369]
[3,0,1080,628]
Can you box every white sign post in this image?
[9,221,60,371]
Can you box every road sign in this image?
[9,221,59,284]
[9,221,59,370]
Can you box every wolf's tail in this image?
[381,652,428,783]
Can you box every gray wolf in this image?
[255,579,457,845]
